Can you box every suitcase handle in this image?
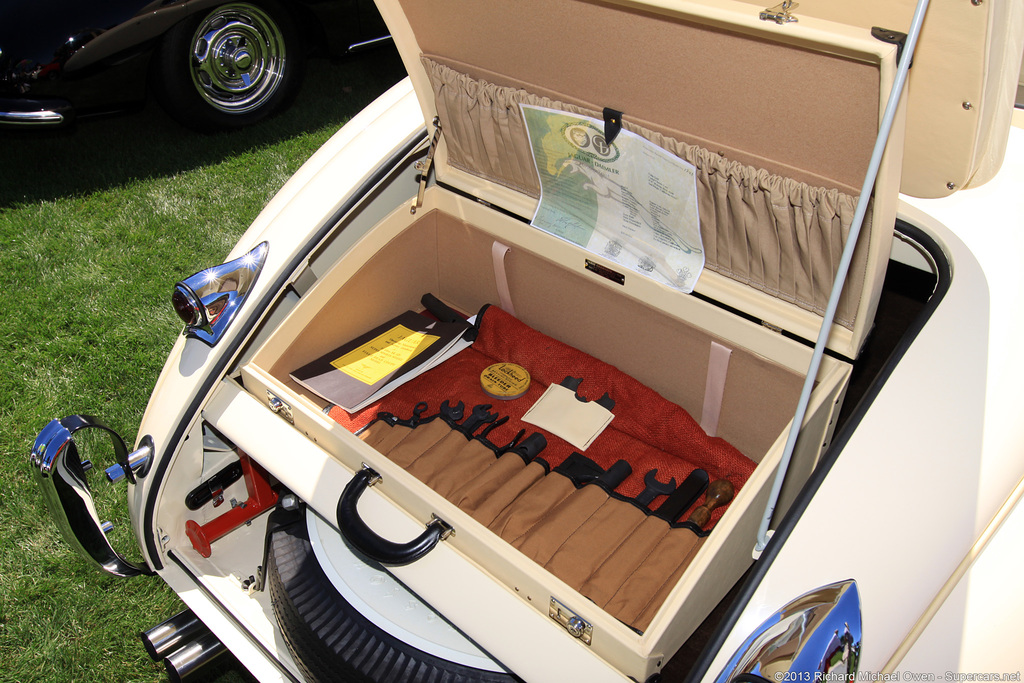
[336,466,453,566]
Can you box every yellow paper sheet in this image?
[330,325,439,385]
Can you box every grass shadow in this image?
[0,45,407,209]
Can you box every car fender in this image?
[702,121,1024,678]
[62,3,187,73]
[893,472,1024,674]
[127,78,424,569]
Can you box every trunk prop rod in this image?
[754,0,931,556]
[411,117,442,214]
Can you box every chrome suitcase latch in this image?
[267,392,293,423]
[549,597,593,646]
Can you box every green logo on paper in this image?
[560,122,620,164]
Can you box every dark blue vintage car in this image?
[0,0,390,130]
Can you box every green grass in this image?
[0,48,406,682]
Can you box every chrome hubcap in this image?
[189,3,286,114]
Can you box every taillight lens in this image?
[171,286,204,327]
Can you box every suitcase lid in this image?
[377,0,921,359]
[734,0,1024,199]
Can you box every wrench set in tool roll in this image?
[327,298,751,633]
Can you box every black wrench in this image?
[439,399,465,423]
[635,469,677,507]
[460,403,497,436]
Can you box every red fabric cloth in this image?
[328,306,755,522]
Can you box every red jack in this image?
[185,452,278,558]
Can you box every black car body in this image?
[0,0,389,129]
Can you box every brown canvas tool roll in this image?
[333,305,756,530]
[359,405,716,633]
[450,451,537,515]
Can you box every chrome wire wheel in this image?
[188,3,286,115]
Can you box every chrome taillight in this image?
[172,242,268,346]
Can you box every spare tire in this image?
[266,506,518,683]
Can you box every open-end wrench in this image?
[409,401,429,427]
[635,469,677,507]
[439,399,465,423]
[460,403,497,435]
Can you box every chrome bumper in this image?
[0,109,65,124]
[0,98,72,125]
[29,415,153,577]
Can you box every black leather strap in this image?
[336,468,450,566]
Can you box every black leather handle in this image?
[336,467,451,566]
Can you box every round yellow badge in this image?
[480,362,531,400]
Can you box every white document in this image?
[521,105,704,292]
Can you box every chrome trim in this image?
[549,597,593,646]
[29,416,151,577]
[174,241,268,346]
[347,35,393,52]
[267,391,293,423]
[189,3,287,115]
[715,580,861,681]
[141,609,207,661]
[0,110,65,124]
[760,0,799,24]
[164,629,227,680]
[105,439,154,483]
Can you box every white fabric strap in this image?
[700,341,732,437]
[491,241,516,316]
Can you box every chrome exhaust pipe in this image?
[164,629,228,683]
[140,609,206,661]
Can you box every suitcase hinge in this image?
[549,597,593,646]
[759,0,798,24]
[412,117,442,215]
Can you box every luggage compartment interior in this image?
[263,206,810,462]
[177,0,945,673]
[239,187,853,666]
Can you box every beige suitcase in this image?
[212,0,1015,679]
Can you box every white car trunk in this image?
[142,1,1022,680]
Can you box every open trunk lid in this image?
[377,0,909,360]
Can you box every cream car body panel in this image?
[703,116,1024,679]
